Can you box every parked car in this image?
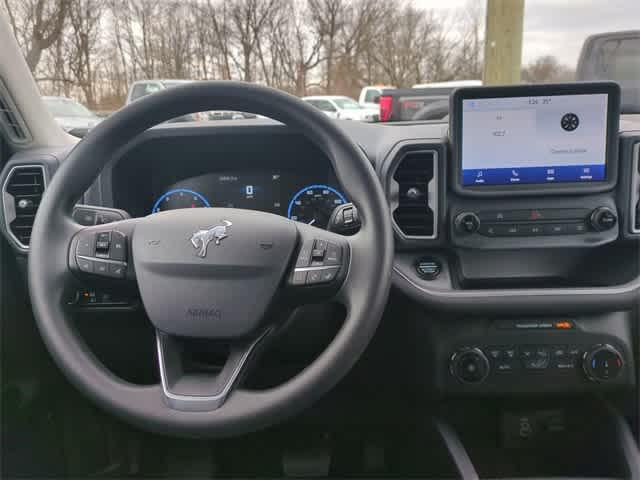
[126,80,208,122]
[303,95,378,122]
[358,85,394,109]
[377,86,455,122]
[126,79,254,121]
[42,96,102,137]
[577,30,640,113]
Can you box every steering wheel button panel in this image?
[73,228,129,280]
[289,238,345,287]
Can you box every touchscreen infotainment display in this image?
[460,93,609,186]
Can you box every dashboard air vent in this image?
[631,143,640,234]
[0,79,30,143]
[391,149,437,238]
[3,165,46,248]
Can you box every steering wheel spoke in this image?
[156,328,272,412]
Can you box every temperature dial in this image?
[583,344,623,382]
[450,347,490,384]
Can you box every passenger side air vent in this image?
[631,143,640,234]
[391,149,438,239]
[0,79,31,143]
[3,165,46,248]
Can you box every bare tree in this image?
[2,0,71,70]
[522,55,575,83]
[64,0,103,108]
[308,0,345,92]
[271,0,323,95]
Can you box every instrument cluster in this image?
[151,171,347,231]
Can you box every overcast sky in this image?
[413,0,640,67]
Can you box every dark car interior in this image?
[2,78,640,480]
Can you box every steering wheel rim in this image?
[27,81,394,437]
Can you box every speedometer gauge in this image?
[287,184,347,229]
[151,189,210,213]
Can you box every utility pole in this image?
[483,0,525,85]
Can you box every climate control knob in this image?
[450,347,490,384]
[589,207,617,231]
[454,212,480,235]
[583,344,623,382]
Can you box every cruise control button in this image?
[314,239,328,251]
[76,234,95,257]
[110,231,127,261]
[94,261,109,276]
[324,243,342,266]
[107,262,126,279]
[77,257,94,273]
[295,240,314,267]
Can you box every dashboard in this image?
[2,82,640,398]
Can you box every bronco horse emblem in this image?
[190,220,232,258]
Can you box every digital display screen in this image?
[151,172,347,230]
[460,93,609,186]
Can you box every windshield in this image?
[3,0,639,124]
[43,97,94,118]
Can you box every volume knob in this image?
[589,207,617,232]
[454,212,480,235]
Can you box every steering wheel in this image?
[27,82,393,437]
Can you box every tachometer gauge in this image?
[287,184,347,229]
[151,189,210,213]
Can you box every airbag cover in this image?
[133,208,297,338]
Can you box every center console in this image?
[449,82,621,250]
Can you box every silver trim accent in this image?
[76,255,127,267]
[388,148,438,240]
[155,329,269,412]
[2,164,46,251]
[294,265,340,273]
[631,143,640,234]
